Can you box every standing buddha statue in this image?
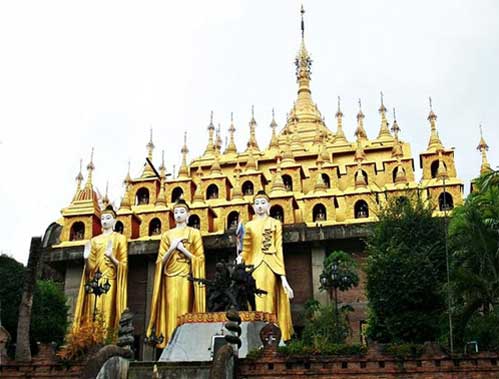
[240,190,294,341]
[146,199,206,348]
[72,205,128,337]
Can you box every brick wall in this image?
[239,347,499,378]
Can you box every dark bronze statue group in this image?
[189,260,267,312]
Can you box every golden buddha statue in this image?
[146,199,206,348]
[240,190,294,341]
[72,205,128,336]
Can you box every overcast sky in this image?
[0,1,498,264]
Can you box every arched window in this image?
[114,221,124,234]
[171,187,184,203]
[270,205,284,223]
[355,170,368,185]
[70,221,85,241]
[206,184,219,200]
[242,181,254,196]
[149,218,161,236]
[354,200,369,219]
[321,173,331,189]
[227,211,239,230]
[282,175,293,191]
[313,203,327,222]
[439,192,454,211]
[431,160,447,179]
[136,187,150,205]
[188,214,201,230]
[392,166,406,182]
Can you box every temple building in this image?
[40,7,493,359]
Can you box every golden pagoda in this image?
[55,6,467,247]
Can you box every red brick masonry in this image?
[238,345,499,379]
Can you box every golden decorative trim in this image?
[177,311,276,325]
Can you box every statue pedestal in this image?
[158,311,275,362]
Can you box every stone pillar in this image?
[64,262,84,323]
[141,260,156,361]
[311,245,330,305]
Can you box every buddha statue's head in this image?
[253,190,270,216]
[173,199,190,225]
[101,205,117,231]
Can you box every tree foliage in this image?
[0,254,25,343]
[366,194,447,343]
[31,280,69,346]
[448,170,499,350]
[0,255,68,350]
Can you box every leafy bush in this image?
[462,310,499,352]
[31,280,69,346]
[366,194,447,343]
[302,303,352,347]
[57,318,107,362]
[0,254,25,343]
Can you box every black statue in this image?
[189,260,267,312]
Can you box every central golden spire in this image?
[295,5,313,108]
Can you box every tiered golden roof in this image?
[56,6,474,246]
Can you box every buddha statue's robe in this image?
[146,226,206,348]
[72,232,128,335]
[241,216,293,340]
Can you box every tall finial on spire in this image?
[216,123,223,153]
[333,96,348,145]
[204,110,216,155]
[225,112,238,154]
[355,99,368,142]
[85,147,95,188]
[426,96,443,151]
[300,4,305,39]
[391,108,401,138]
[159,149,166,175]
[269,108,279,150]
[75,158,84,191]
[477,124,491,175]
[179,132,190,178]
[377,91,393,141]
[146,128,155,160]
[246,105,260,152]
[295,5,312,83]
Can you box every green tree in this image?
[448,170,499,349]
[31,280,69,346]
[366,194,447,343]
[0,254,25,343]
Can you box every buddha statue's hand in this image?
[83,241,91,260]
[177,241,193,260]
[280,276,294,300]
[105,239,114,258]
